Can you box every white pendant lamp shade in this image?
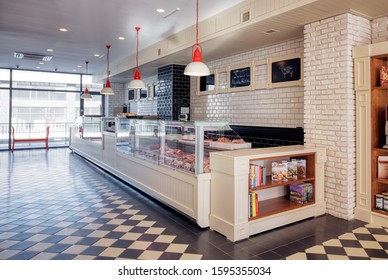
[184,0,210,77]
[184,61,210,76]
[128,75,146,89]
[81,87,92,99]
[101,45,115,95]
[81,61,92,99]
[101,79,114,95]
[184,47,210,76]
[128,27,146,89]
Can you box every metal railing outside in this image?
[0,122,74,150]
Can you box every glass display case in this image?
[115,117,130,152]
[102,117,115,133]
[74,116,103,143]
[116,119,251,175]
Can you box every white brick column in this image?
[303,13,370,219]
[372,16,388,43]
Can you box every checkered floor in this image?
[287,224,388,260]
[0,149,202,260]
[1,148,388,260]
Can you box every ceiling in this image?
[1,0,388,83]
[0,0,245,77]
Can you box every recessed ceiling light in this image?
[59,28,68,32]
[94,54,100,57]
[36,66,40,69]
[39,62,44,65]
[77,65,82,68]
[264,29,279,35]
[47,49,53,52]
[72,69,77,72]
[118,36,125,40]
[156,8,165,13]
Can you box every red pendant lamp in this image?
[184,0,210,76]
[101,45,115,95]
[81,61,92,99]
[128,27,146,89]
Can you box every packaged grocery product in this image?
[272,162,288,182]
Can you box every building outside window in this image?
[0,68,103,150]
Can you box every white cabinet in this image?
[353,41,388,227]
[209,145,326,241]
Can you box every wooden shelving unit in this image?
[209,145,326,241]
[353,43,388,226]
[248,153,316,221]
[370,55,388,216]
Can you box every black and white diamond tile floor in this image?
[1,148,387,260]
[287,224,388,260]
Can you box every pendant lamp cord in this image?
[195,0,199,45]
[135,27,140,70]
[106,45,111,78]
[85,61,89,90]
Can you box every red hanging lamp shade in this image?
[101,45,115,95]
[128,27,146,89]
[184,0,210,76]
[81,61,92,99]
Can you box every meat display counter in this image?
[70,117,251,227]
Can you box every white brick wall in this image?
[304,13,371,220]
[372,16,388,43]
[190,38,304,127]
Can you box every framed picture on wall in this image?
[227,62,253,92]
[128,89,135,101]
[271,58,301,83]
[269,53,303,88]
[197,71,217,95]
[140,88,148,99]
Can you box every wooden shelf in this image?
[248,196,315,220]
[372,208,388,216]
[373,147,388,153]
[250,176,315,191]
[377,178,388,185]
[370,55,388,217]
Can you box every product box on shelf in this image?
[272,161,288,182]
[289,182,313,204]
[378,156,388,179]
[296,159,306,178]
[287,160,298,180]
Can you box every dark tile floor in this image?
[0,148,384,260]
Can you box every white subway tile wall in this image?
[108,82,126,115]
[304,13,371,220]
[190,38,304,128]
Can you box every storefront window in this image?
[0,69,10,88]
[12,70,80,90]
[1,69,103,149]
[0,89,10,150]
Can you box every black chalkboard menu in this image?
[128,89,135,100]
[271,58,301,83]
[140,88,148,99]
[230,67,251,88]
[199,74,215,91]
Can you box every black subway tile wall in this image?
[230,125,304,148]
[156,64,190,120]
